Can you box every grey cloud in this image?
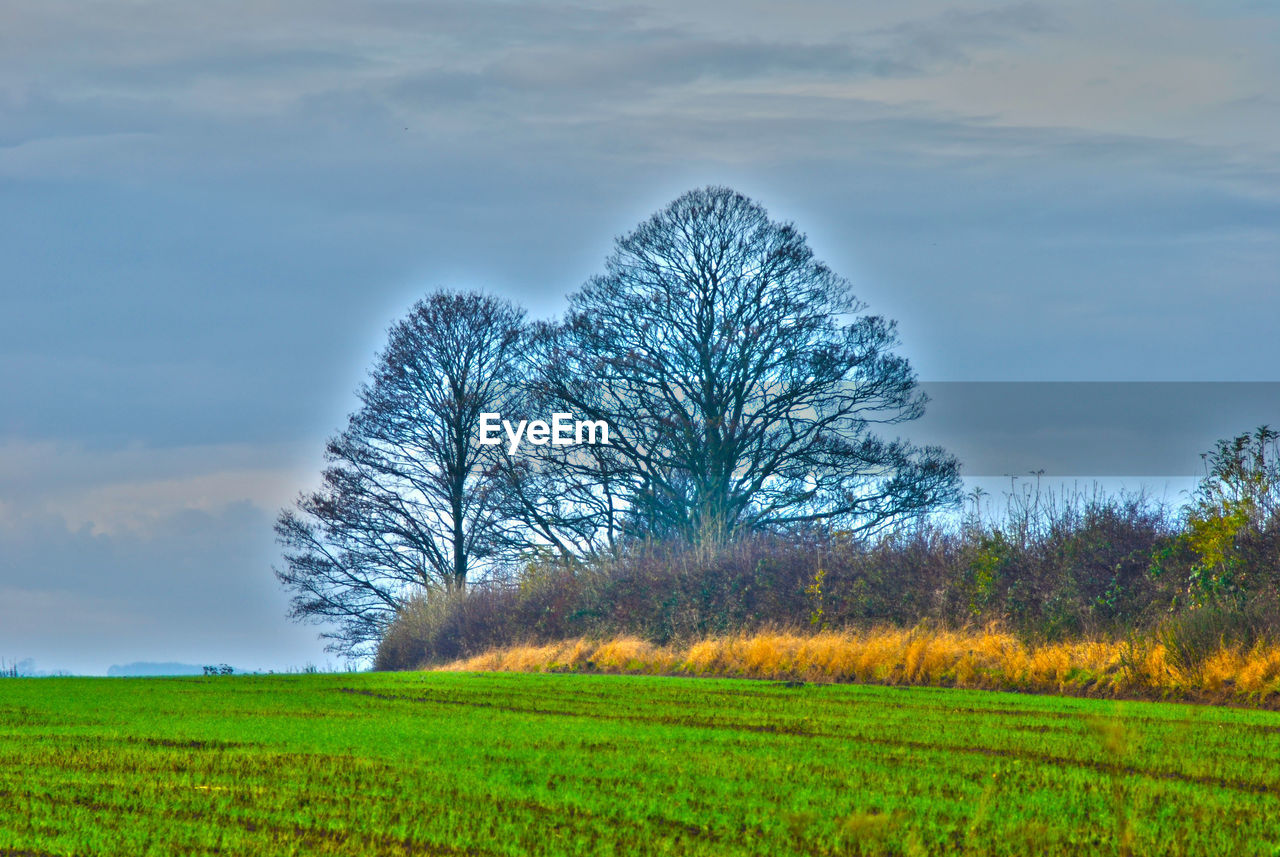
[872,3,1055,65]
[3,3,1057,144]
[385,13,1059,113]
[483,40,919,90]
[0,1,640,67]
[0,440,303,505]
[90,48,376,88]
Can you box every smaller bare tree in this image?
[275,291,526,657]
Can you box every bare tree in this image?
[532,186,959,545]
[274,291,526,657]
[496,373,631,561]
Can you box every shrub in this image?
[1178,426,1280,606]
[373,474,1280,670]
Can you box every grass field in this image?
[2,672,1279,855]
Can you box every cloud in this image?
[0,500,330,675]
[0,439,315,534]
[868,3,1056,66]
[0,133,159,180]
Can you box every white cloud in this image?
[0,439,316,536]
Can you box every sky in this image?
[2,1,1278,674]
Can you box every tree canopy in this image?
[528,186,959,545]
[276,187,960,655]
[274,292,526,657]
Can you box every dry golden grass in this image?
[439,626,1280,705]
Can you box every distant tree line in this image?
[275,187,961,657]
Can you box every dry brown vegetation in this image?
[442,626,1280,706]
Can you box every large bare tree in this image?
[532,186,959,545]
[274,292,526,656]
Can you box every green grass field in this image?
[2,672,1279,856]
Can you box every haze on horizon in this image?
[2,1,1278,675]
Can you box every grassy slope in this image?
[1,672,1278,856]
